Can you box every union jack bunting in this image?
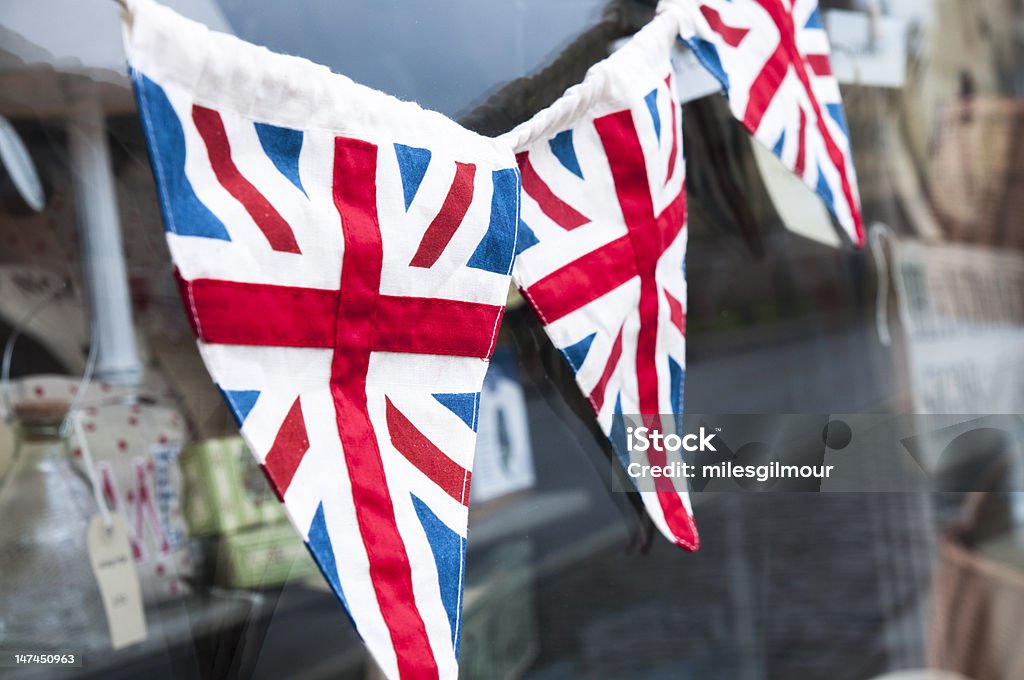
[124,1,518,677]
[661,0,865,245]
[504,13,699,550]
[122,0,869,672]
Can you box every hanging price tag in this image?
[86,515,147,650]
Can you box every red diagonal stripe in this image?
[589,326,624,414]
[806,53,832,76]
[665,74,680,185]
[191,105,301,253]
[260,397,310,501]
[523,235,637,323]
[664,290,686,335]
[742,43,790,132]
[700,6,750,47]
[410,161,476,268]
[385,397,471,505]
[794,107,808,178]
[331,136,439,680]
[658,183,688,249]
[517,151,589,230]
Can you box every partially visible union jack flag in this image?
[664,0,864,245]
[125,2,518,677]
[506,14,699,550]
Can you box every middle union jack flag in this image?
[125,1,519,678]
[505,13,699,550]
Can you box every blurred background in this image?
[1,0,1023,678]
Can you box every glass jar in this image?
[0,400,108,652]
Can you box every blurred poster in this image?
[894,239,1024,413]
[928,100,1024,250]
[825,9,907,88]
[886,0,934,25]
[0,266,87,373]
[471,349,536,503]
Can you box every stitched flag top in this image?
[123,1,518,677]
[503,13,698,550]
[661,0,865,245]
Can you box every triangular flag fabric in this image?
[660,0,865,245]
[503,12,698,551]
[122,1,517,678]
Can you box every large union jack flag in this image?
[126,3,519,676]
[506,15,698,550]
[664,0,864,245]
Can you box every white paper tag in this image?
[470,350,536,503]
[750,139,841,248]
[671,44,724,104]
[87,515,147,650]
[825,9,908,88]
